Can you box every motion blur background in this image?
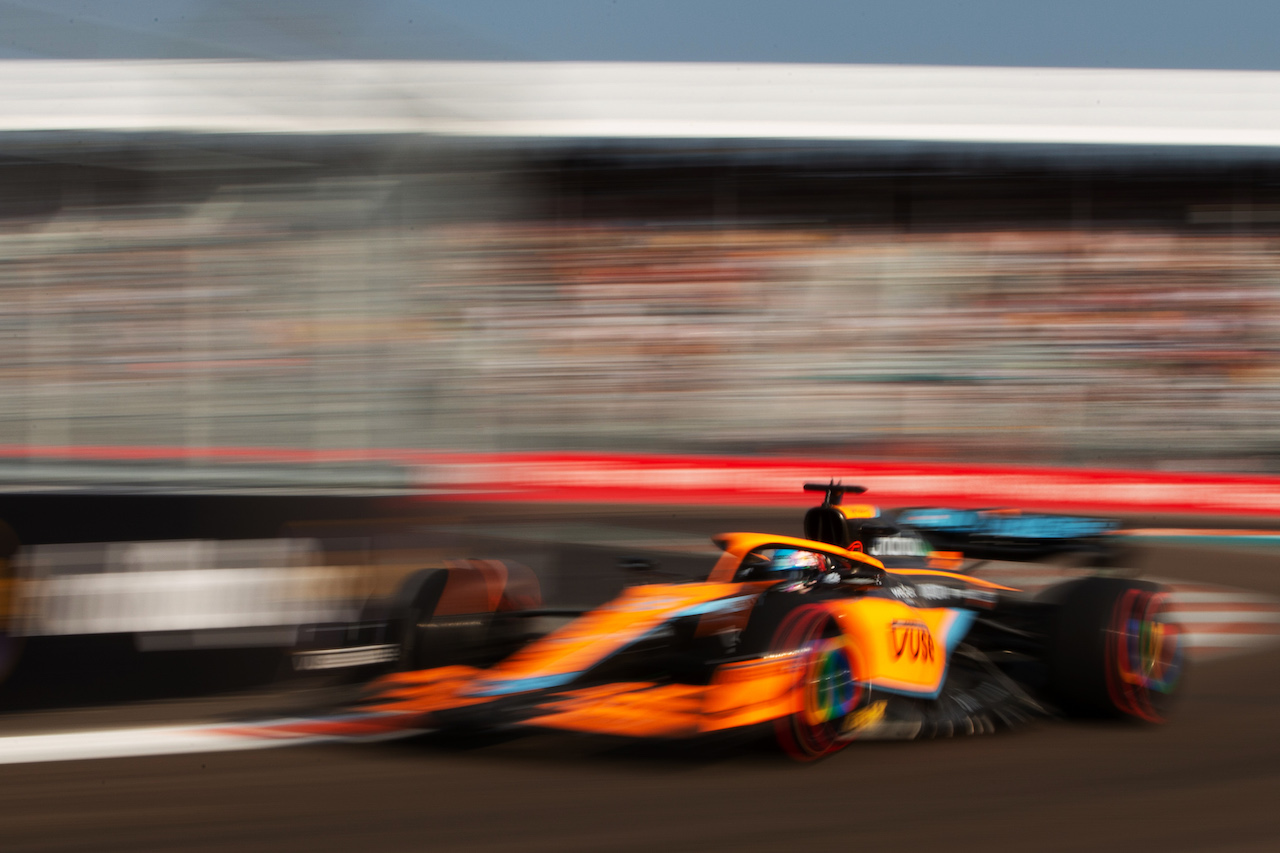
[2,2,1280,497]
[10,136,1280,476]
[2,4,1280,851]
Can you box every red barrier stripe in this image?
[4,443,1280,516]
[408,451,1280,516]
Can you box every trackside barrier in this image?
[411,453,1280,517]
[2,444,1280,516]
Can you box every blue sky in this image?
[2,0,1278,69]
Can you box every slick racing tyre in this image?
[1047,577,1184,723]
[394,568,458,670]
[769,605,863,761]
[393,560,542,670]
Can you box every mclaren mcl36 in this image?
[349,483,1183,761]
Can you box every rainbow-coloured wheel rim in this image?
[802,637,859,727]
[773,606,863,761]
[1107,590,1183,722]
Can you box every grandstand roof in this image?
[3,60,1280,149]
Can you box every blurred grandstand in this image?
[3,61,1280,496]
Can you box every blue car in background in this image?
[893,507,1120,563]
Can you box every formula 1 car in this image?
[351,483,1183,761]
[892,506,1120,563]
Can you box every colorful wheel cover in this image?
[802,636,859,727]
[773,606,864,760]
[1107,590,1184,722]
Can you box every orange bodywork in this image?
[826,599,962,696]
[360,665,487,716]
[355,529,1024,739]
[525,649,813,738]
[836,503,881,519]
[699,651,806,732]
[527,683,708,738]
[481,582,762,689]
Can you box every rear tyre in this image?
[392,569,462,670]
[1047,577,1184,722]
[392,561,542,670]
[769,605,862,761]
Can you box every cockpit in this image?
[733,545,881,591]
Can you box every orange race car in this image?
[349,483,1184,761]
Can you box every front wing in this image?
[353,653,808,740]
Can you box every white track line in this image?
[0,722,325,766]
[0,714,422,767]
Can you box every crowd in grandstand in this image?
[2,180,1279,471]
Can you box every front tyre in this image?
[770,605,862,761]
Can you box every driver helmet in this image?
[767,549,826,580]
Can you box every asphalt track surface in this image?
[2,507,1280,853]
